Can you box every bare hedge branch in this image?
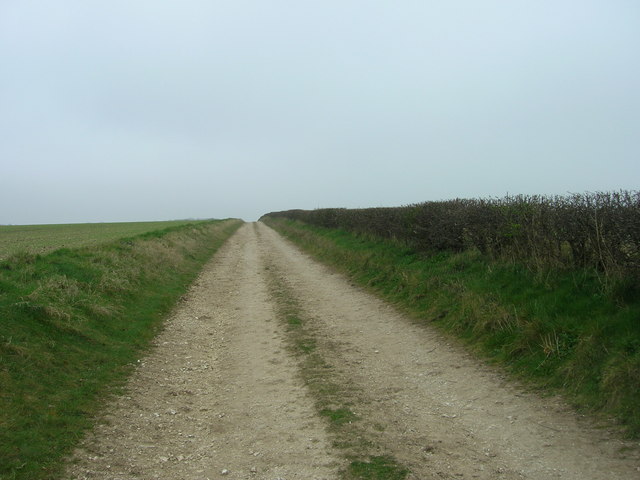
[262,191,640,281]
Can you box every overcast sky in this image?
[1,1,639,224]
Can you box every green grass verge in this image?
[263,218,640,438]
[0,219,243,480]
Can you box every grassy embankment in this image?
[263,217,640,437]
[0,219,243,480]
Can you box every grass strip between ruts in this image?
[263,217,640,438]
[263,256,410,480]
[0,219,243,480]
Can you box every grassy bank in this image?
[0,219,242,480]
[263,218,640,437]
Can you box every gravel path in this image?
[66,223,640,479]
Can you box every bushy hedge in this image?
[262,191,640,281]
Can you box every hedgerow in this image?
[262,191,639,286]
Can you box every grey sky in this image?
[1,1,639,223]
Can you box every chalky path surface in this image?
[67,223,640,479]
[67,223,340,479]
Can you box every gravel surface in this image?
[66,223,640,480]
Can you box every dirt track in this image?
[66,223,640,479]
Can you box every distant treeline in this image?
[262,191,640,281]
